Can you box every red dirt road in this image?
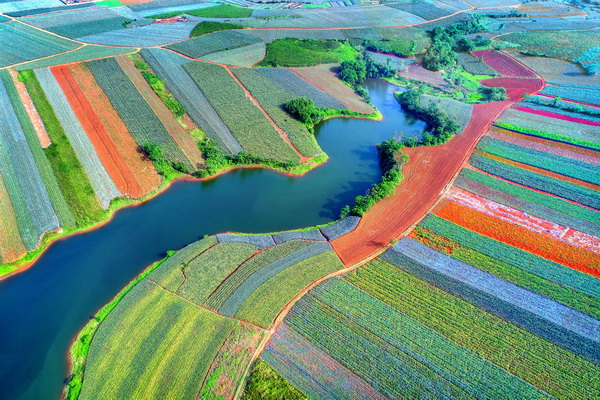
[51,65,143,198]
[69,63,160,197]
[332,100,514,266]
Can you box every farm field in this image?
[0,2,599,400]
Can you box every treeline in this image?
[363,39,417,58]
[524,95,600,117]
[341,138,408,217]
[395,91,460,146]
[141,142,189,176]
[194,138,300,178]
[422,16,490,71]
[339,53,396,86]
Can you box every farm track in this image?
[69,62,160,197]
[51,64,141,197]
[331,99,515,266]
[115,54,205,169]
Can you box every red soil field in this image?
[514,106,600,127]
[475,149,600,192]
[331,100,513,266]
[115,55,205,170]
[491,127,600,163]
[0,175,26,263]
[400,63,448,88]
[332,50,545,266]
[51,65,143,198]
[9,70,51,148]
[289,65,376,114]
[472,49,536,78]
[447,186,600,254]
[480,77,543,101]
[69,63,160,197]
[434,200,600,277]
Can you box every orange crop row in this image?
[434,200,600,277]
[68,63,160,197]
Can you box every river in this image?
[0,79,426,400]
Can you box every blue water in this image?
[0,79,425,400]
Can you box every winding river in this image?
[0,79,426,400]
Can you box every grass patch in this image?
[190,21,245,38]
[18,70,104,226]
[258,39,358,67]
[241,359,308,400]
[150,4,252,19]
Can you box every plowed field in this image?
[51,65,142,198]
[69,63,160,197]
[115,55,204,170]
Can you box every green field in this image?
[257,38,358,67]
[242,359,308,400]
[345,258,600,399]
[151,4,252,19]
[236,250,343,328]
[232,68,322,157]
[78,280,237,399]
[18,70,104,226]
[190,21,245,38]
[183,62,300,162]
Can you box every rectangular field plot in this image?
[78,22,195,47]
[343,257,600,400]
[184,62,300,162]
[78,280,237,400]
[35,67,120,209]
[267,276,553,400]
[0,22,78,68]
[167,30,262,60]
[140,48,242,154]
[232,68,322,158]
[22,7,129,38]
[13,45,136,71]
[86,57,191,167]
[0,79,59,250]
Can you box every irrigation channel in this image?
[0,79,426,400]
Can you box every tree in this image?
[284,97,322,124]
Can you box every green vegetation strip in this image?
[242,359,308,400]
[345,258,600,400]
[412,226,600,320]
[190,21,245,38]
[150,4,252,19]
[183,62,300,163]
[235,250,343,328]
[258,39,358,67]
[18,70,104,226]
[477,136,600,185]
[0,71,75,228]
[66,255,170,399]
[232,68,322,157]
[456,168,599,237]
[494,121,600,151]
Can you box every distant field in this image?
[257,38,358,67]
[150,4,253,19]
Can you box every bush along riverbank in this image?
[341,138,409,217]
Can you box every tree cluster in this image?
[141,142,189,176]
[422,16,489,71]
[478,86,507,101]
[284,97,324,125]
[339,53,396,86]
